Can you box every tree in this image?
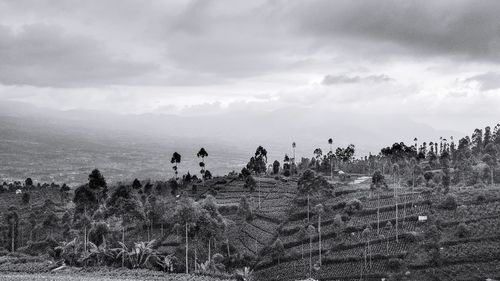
[371,170,386,234]
[271,238,285,264]
[248,146,267,209]
[296,224,307,260]
[272,160,280,175]
[238,196,253,221]
[313,148,322,171]
[171,152,182,181]
[362,225,372,270]
[73,184,99,222]
[197,148,209,183]
[132,179,142,190]
[198,195,226,265]
[25,178,33,187]
[314,204,324,266]
[172,197,201,274]
[60,183,70,202]
[43,211,59,238]
[307,224,316,277]
[328,138,334,179]
[4,206,19,252]
[88,169,107,202]
[106,184,145,266]
[22,192,30,206]
[292,142,297,174]
[298,170,327,222]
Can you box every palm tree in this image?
[314,204,324,266]
[171,152,182,181]
[197,148,209,184]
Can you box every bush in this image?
[439,195,457,210]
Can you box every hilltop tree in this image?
[313,148,322,171]
[132,178,142,190]
[272,160,280,175]
[247,146,267,209]
[25,178,33,187]
[197,148,209,183]
[88,169,107,202]
[292,142,297,174]
[283,154,292,176]
[328,138,334,179]
[171,152,182,181]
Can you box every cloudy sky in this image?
[0,0,499,134]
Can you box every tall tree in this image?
[25,178,33,187]
[171,152,182,181]
[328,138,333,180]
[307,224,316,278]
[292,142,297,174]
[314,204,324,266]
[248,146,267,209]
[197,148,209,184]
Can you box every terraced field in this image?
[254,181,500,281]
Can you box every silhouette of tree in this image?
[171,152,182,181]
[25,178,33,187]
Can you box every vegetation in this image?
[1,123,500,280]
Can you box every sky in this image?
[0,0,499,134]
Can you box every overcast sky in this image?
[0,0,499,134]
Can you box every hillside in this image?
[253,178,500,281]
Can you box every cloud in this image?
[0,24,158,87]
[465,72,500,91]
[322,74,392,85]
[290,0,500,62]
